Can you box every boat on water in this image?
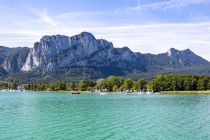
[125,91,144,95]
[0,89,23,92]
[154,92,161,95]
[99,92,108,95]
[125,91,133,95]
[137,91,144,95]
[71,92,81,94]
[146,92,152,95]
[0,89,8,92]
[146,89,154,95]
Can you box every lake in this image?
[0,91,210,140]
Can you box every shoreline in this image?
[161,90,210,94]
[2,89,210,94]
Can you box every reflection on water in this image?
[0,92,210,140]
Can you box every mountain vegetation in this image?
[0,32,210,83]
[1,75,210,93]
[148,75,210,92]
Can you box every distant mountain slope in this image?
[0,46,16,65]
[0,32,210,83]
[144,48,209,67]
[3,47,30,72]
[21,32,146,72]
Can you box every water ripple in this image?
[0,92,210,139]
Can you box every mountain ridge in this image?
[0,32,210,83]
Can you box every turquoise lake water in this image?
[0,92,210,140]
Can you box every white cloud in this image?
[0,22,210,61]
[133,0,210,10]
[0,1,209,60]
[27,9,58,28]
[39,11,58,27]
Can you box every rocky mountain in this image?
[144,48,209,67]
[0,32,210,83]
[3,47,30,72]
[0,46,16,65]
[0,46,23,79]
[21,32,146,72]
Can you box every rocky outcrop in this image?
[2,47,30,72]
[0,46,15,65]
[21,32,146,72]
[144,48,209,67]
[0,32,209,77]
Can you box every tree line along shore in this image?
[1,75,210,93]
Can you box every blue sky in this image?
[0,0,210,60]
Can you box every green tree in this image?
[122,78,133,91]
[78,80,89,91]
[133,78,147,91]
[8,83,17,90]
[50,82,66,91]
[66,81,76,91]
[207,79,210,90]
[147,75,164,92]
[95,79,107,90]
[198,76,209,90]
[106,76,123,91]
[112,85,119,92]
[147,79,161,92]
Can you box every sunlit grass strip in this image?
[161,90,210,94]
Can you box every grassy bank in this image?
[161,90,210,94]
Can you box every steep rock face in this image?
[3,47,30,72]
[21,32,146,71]
[22,32,113,70]
[144,48,209,67]
[0,46,15,65]
[170,48,210,66]
[1,32,210,81]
